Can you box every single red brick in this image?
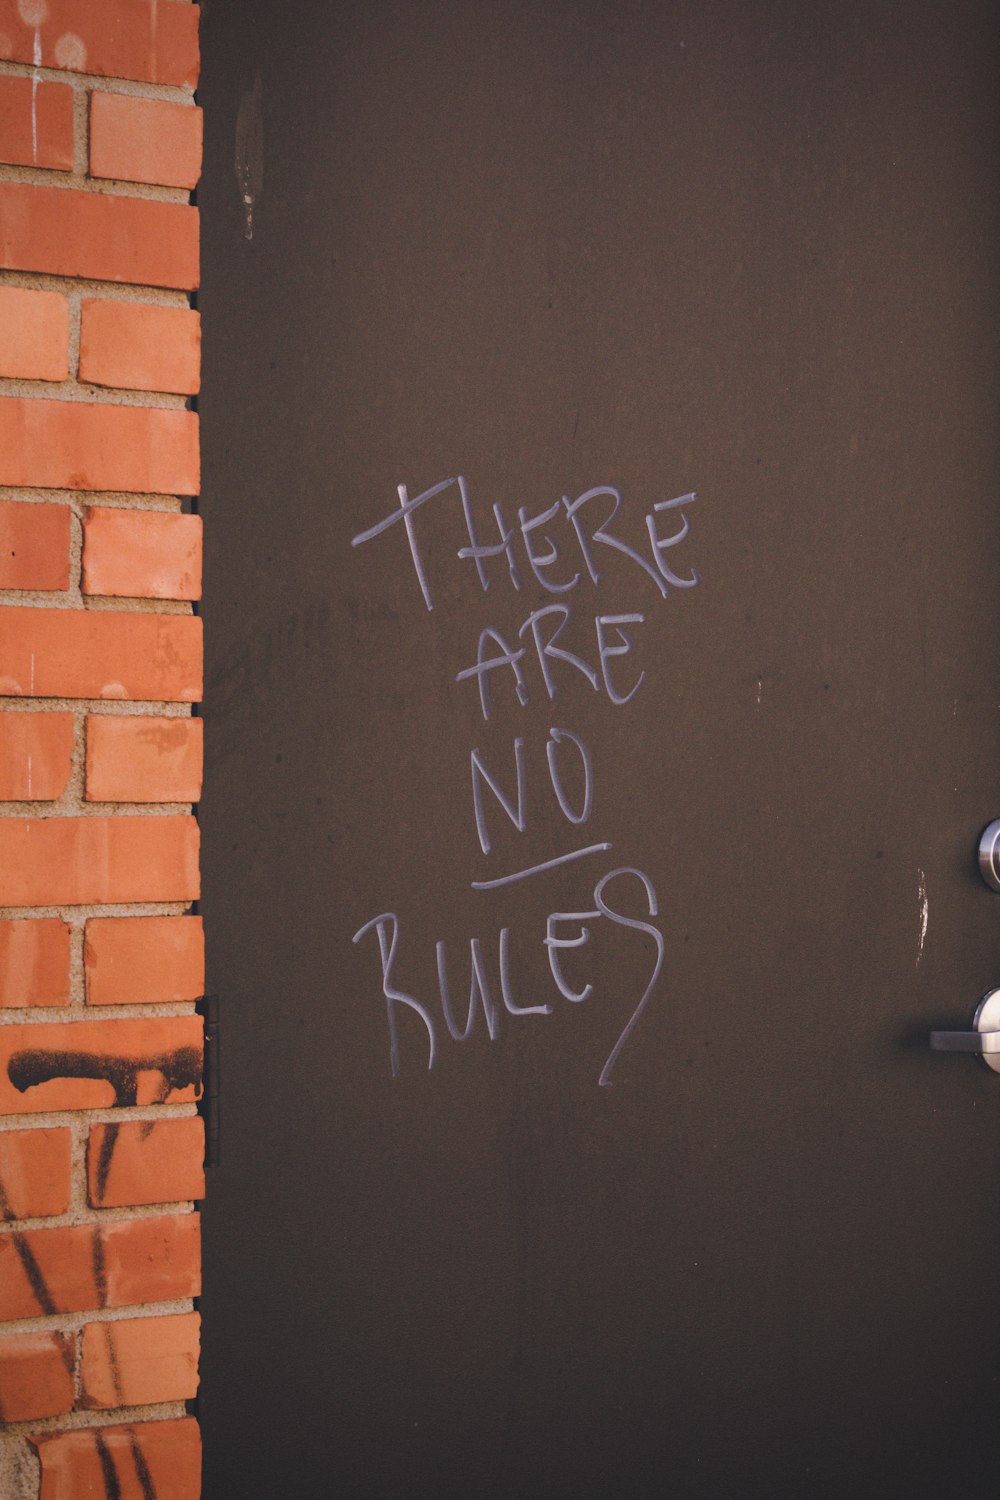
[0,919,71,1008]
[90,93,202,190]
[0,183,199,289]
[86,915,204,1006]
[81,1311,199,1409]
[0,711,74,800]
[0,499,71,589]
[0,287,69,380]
[86,714,201,803]
[80,300,200,396]
[0,1126,72,1217]
[83,508,202,599]
[0,1332,74,1423]
[0,1212,200,1320]
[0,607,202,701]
[0,397,199,494]
[0,0,200,87]
[89,1115,204,1207]
[0,1013,202,1115]
[0,814,200,907]
[0,75,74,170]
[31,1418,202,1500]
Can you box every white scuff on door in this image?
[917,868,929,967]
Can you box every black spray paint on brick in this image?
[2,1046,202,1317]
[8,1045,202,1203]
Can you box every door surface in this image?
[199,4,1000,1496]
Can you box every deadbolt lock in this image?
[978,821,1000,892]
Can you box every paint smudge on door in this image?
[917,868,928,967]
[235,71,264,241]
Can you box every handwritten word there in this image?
[352,478,698,611]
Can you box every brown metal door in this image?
[199,3,1000,1495]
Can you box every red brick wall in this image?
[0,3,203,1495]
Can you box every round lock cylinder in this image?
[978,820,1000,892]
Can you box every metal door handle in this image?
[931,1030,1000,1054]
[930,989,1000,1072]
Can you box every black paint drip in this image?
[89,1428,159,1500]
[1,1175,59,1321]
[12,1233,58,1317]
[0,1176,72,1410]
[128,1430,157,1500]
[94,1430,122,1500]
[92,1123,121,1206]
[98,1321,124,1408]
[91,1224,108,1308]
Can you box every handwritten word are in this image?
[458,604,646,719]
[352,477,698,611]
[353,867,664,1088]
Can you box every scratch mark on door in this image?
[917,868,928,967]
[235,72,264,241]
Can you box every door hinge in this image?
[200,995,221,1167]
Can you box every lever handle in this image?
[931,1029,1000,1054]
[930,989,1000,1073]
